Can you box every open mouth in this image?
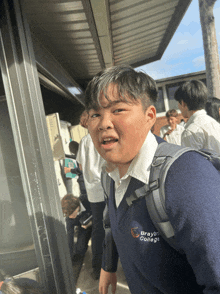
[102,137,118,145]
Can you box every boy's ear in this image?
[180,100,187,108]
[145,105,157,124]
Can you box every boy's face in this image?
[178,101,188,118]
[68,207,79,219]
[167,116,178,128]
[87,83,156,176]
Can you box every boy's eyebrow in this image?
[103,100,123,108]
[91,100,128,111]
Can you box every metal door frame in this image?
[0,0,76,293]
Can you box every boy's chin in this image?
[106,162,117,172]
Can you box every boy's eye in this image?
[114,108,124,113]
[90,113,100,118]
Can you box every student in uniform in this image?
[84,65,220,294]
[174,80,220,151]
[61,194,92,263]
[159,109,184,145]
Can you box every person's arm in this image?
[64,166,82,175]
[99,205,119,293]
[166,151,220,293]
[163,128,174,138]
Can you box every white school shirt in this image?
[76,134,105,203]
[107,131,158,208]
[159,124,184,145]
[181,109,220,152]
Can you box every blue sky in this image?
[136,0,220,80]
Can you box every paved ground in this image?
[74,243,131,294]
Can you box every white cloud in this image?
[177,40,189,45]
[192,55,205,67]
[137,59,181,80]
[163,30,203,61]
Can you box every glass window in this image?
[166,82,182,110]
[155,87,165,113]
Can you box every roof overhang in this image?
[22,0,192,90]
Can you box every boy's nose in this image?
[98,114,113,131]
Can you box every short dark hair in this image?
[69,141,79,155]
[85,65,158,111]
[61,194,80,217]
[205,97,220,123]
[174,80,208,111]
[166,109,178,118]
[0,274,45,294]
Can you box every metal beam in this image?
[81,0,106,70]
[32,36,85,104]
[90,0,114,68]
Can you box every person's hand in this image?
[163,128,174,139]
[81,220,92,229]
[99,269,117,294]
[64,167,71,174]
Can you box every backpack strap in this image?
[101,166,111,202]
[144,143,192,251]
[101,167,112,232]
[196,149,220,170]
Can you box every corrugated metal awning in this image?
[22,0,192,89]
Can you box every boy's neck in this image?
[187,109,198,119]
[118,162,131,178]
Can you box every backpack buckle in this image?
[151,156,167,167]
[149,179,160,191]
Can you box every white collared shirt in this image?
[160,124,184,145]
[76,134,106,203]
[108,131,158,207]
[181,109,220,152]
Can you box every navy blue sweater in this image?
[102,144,220,293]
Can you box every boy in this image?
[65,133,105,280]
[85,65,220,294]
[174,80,220,151]
[61,194,92,263]
[159,109,184,145]
[74,111,106,280]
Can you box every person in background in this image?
[76,111,106,280]
[159,109,184,145]
[0,269,45,294]
[64,140,86,199]
[61,194,92,263]
[205,97,220,123]
[174,80,220,152]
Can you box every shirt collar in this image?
[185,109,206,128]
[108,131,158,185]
